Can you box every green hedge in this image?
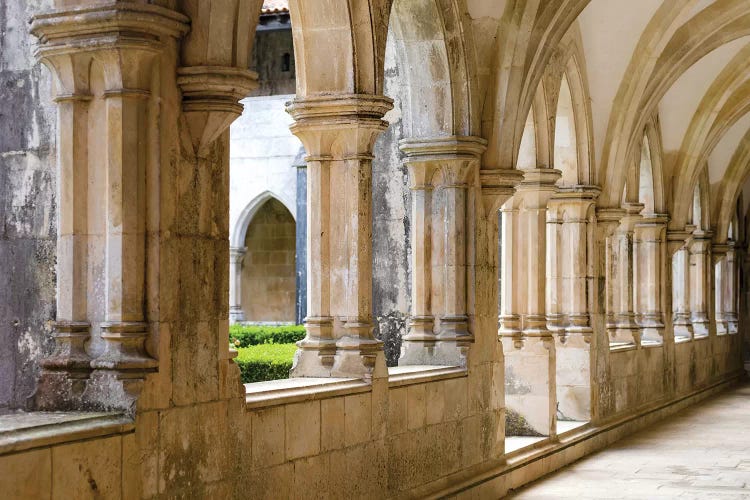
[234,343,297,383]
[229,324,305,348]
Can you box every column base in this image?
[611,314,641,346]
[727,319,739,335]
[39,321,92,379]
[673,313,694,341]
[501,335,556,436]
[716,319,728,336]
[229,307,245,324]
[290,317,336,377]
[638,313,665,345]
[691,314,710,338]
[90,322,158,379]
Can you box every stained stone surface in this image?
[509,383,750,499]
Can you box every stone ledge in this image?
[244,377,371,410]
[387,365,467,388]
[0,411,133,455]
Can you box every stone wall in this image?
[0,0,56,410]
[241,199,296,322]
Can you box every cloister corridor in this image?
[509,382,750,499]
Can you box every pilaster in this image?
[286,94,393,379]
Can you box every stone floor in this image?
[508,382,750,499]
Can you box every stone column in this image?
[501,168,561,437]
[713,245,728,335]
[669,230,693,341]
[689,231,712,338]
[398,137,487,367]
[35,51,94,394]
[725,242,739,334]
[610,202,644,347]
[634,215,669,345]
[287,95,392,379]
[31,4,190,408]
[596,208,626,339]
[546,201,565,336]
[551,188,598,422]
[229,247,247,323]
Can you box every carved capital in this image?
[288,94,393,158]
[177,66,259,157]
[480,168,524,215]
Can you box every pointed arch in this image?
[598,0,750,207]
[231,191,296,248]
[388,0,478,137]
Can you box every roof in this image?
[262,0,289,14]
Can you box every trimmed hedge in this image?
[234,343,297,383]
[229,324,305,348]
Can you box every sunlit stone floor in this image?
[508,382,750,499]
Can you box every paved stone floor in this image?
[508,382,750,499]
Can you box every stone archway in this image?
[240,198,296,323]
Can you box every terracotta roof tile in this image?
[262,0,289,14]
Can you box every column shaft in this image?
[634,216,668,344]
[689,232,712,338]
[287,95,392,379]
[725,245,739,334]
[229,247,247,323]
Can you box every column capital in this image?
[400,136,486,187]
[229,246,248,264]
[550,186,600,221]
[177,66,259,157]
[635,213,669,239]
[30,3,190,45]
[515,168,562,208]
[480,168,524,215]
[288,94,394,158]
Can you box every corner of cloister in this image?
[1,0,750,498]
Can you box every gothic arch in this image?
[598,0,750,208]
[711,128,750,243]
[231,191,296,249]
[482,0,592,170]
[388,0,477,137]
[670,42,750,228]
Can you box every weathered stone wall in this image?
[241,199,296,322]
[0,0,56,410]
[372,26,411,366]
[250,16,295,97]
